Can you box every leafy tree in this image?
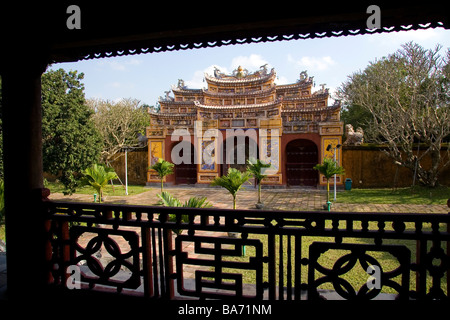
[149,158,174,193]
[337,42,450,187]
[211,168,251,209]
[79,164,118,202]
[340,104,373,136]
[246,158,271,205]
[313,157,345,203]
[87,98,150,164]
[42,69,102,194]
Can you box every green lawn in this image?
[0,182,150,241]
[336,185,450,205]
[45,180,148,197]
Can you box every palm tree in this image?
[80,164,119,203]
[313,157,345,203]
[211,167,251,209]
[157,191,212,209]
[149,158,174,193]
[157,191,212,234]
[246,158,271,207]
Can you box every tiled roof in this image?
[194,100,281,110]
[203,87,275,97]
[149,111,197,119]
[204,69,276,86]
[281,101,341,113]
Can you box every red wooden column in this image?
[1,57,48,299]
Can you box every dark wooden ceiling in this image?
[1,2,449,65]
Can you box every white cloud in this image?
[126,58,142,66]
[312,84,337,105]
[287,54,336,71]
[185,64,229,89]
[108,81,122,88]
[275,75,289,85]
[231,54,270,70]
[97,57,143,71]
[109,61,127,71]
[185,70,207,89]
[367,28,441,47]
[105,81,136,90]
[185,55,272,89]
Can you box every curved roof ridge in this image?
[204,86,275,97]
[204,67,276,85]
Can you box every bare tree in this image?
[88,97,150,164]
[337,42,450,187]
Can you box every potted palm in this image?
[80,164,119,203]
[313,157,345,211]
[149,158,174,193]
[246,158,271,209]
[211,168,251,237]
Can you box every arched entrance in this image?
[172,142,197,184]
[222,135,258,174]
[285,139,318,186]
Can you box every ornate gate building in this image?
[146,65,343,187]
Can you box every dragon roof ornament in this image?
[205,65,276,84]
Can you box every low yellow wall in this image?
[342,145,450,188]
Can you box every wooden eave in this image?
[282,93,329,102]
[171,87,203,94]
[1,3,449,69]
[159,100,197,106]
[203,87,276,98]
[194,100,282,111]
[204,72,276,87]
[276,80,314,91]
[150,112,197,119]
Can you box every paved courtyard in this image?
[49,186,449,213]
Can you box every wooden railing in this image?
[44,201,450,300]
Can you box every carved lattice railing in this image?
[44,201,450,300]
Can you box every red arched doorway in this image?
[172,142,197,184]
[285,139,318,186]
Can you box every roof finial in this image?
[299,70,308,81]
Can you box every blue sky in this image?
[51,27,450,106]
